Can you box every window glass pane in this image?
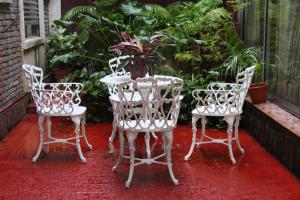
[243,0,265,48]
[24,0,40,38]
[266,0,300,116]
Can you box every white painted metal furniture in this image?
[106,56,131,153]
[185,66,255,164]
[111,76,184,187]
[103,56,157,154]
[22,64,92,163]
[108,55,131,76]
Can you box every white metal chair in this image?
[107,55,131,153]
[185,66,255,164]
[22,64,92,163]
[107,56,158,154]
[111,76,184,187]
[108,55,131,76]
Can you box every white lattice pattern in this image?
[22,64,92,163]
[185,66,255,164]
[111,76,184,187]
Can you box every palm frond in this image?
[143,4,170,18]
[95,0,117,9]
[63,6,96,20]
[206,8,232,22]
[78,30,90,44]
[121,2,142,16]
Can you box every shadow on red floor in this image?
[0,114,299,199]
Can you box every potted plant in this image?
[108,32,163,80]
[220,45,270,104]
[47,24,78,81]
[248,63,269,104]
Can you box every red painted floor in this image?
[0,114,300,199]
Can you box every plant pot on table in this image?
[248,82,268,104]
[52,67,72,82]
[127,58,148,80]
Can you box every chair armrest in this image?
[207,82,238,91]
[31,88,81,114]
[42,83,84,93]
[192,88,239,107]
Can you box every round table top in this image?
[100,74,181,85]
[100,74,131,85]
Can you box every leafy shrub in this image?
[47,0,247,124]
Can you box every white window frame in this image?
[0,0,12,3]
[19,0,45,50]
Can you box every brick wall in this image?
[0,0,23,108]
[0,0,27,139]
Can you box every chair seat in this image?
[192,104,241,117]
[38,106,86,116]
[118,119,176,131]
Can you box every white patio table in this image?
[100,74,180,89]
[100,74,181,159]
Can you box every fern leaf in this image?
[50,53,77,66]
[144,4,170,17]
[63,6,96,20]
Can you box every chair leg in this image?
[71,116,86,163]
[112,129,124,172]
[197,117,207,148]
[45,116,51,152]
[33,115,45,162]
[145,131,151,161]
[109,118,117,154]
[46,116,52,138]
[81,114,92,150]
[234,115,244,154]
[224,116,236,164]
[125,131,138,188]
[164,130,178,185]
[185,115,199,161]
[151,132,158,140]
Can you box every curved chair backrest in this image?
[108,55,132,96]
[108,55,132,76]
[116,76,184,131]
[22,64,45,113]
[21,64,82,114]
[192,66,255,116]
[236,66,255,111]
[22,64,43,90]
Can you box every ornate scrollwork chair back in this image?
[22,64,83,115]
[21,64,92,163]
[193,66,255,116]
[116,77,183,131]
[107,55,133,97]
[112,76,183,187]
[185,66,255,164]
[235,66,255,112]
[109,55,131,76]
[22,64,43,88]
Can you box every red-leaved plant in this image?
[108,32,163,76]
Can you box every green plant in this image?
[152,65,219,123]
[47,23,80,69]
[48,0,248,123]
[62,68,111,122]
[151,0,236,73]
[108,32,164,74]
[220,45,260,78]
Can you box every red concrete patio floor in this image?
[0,114,300,200]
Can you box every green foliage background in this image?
[47,0,249,124]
